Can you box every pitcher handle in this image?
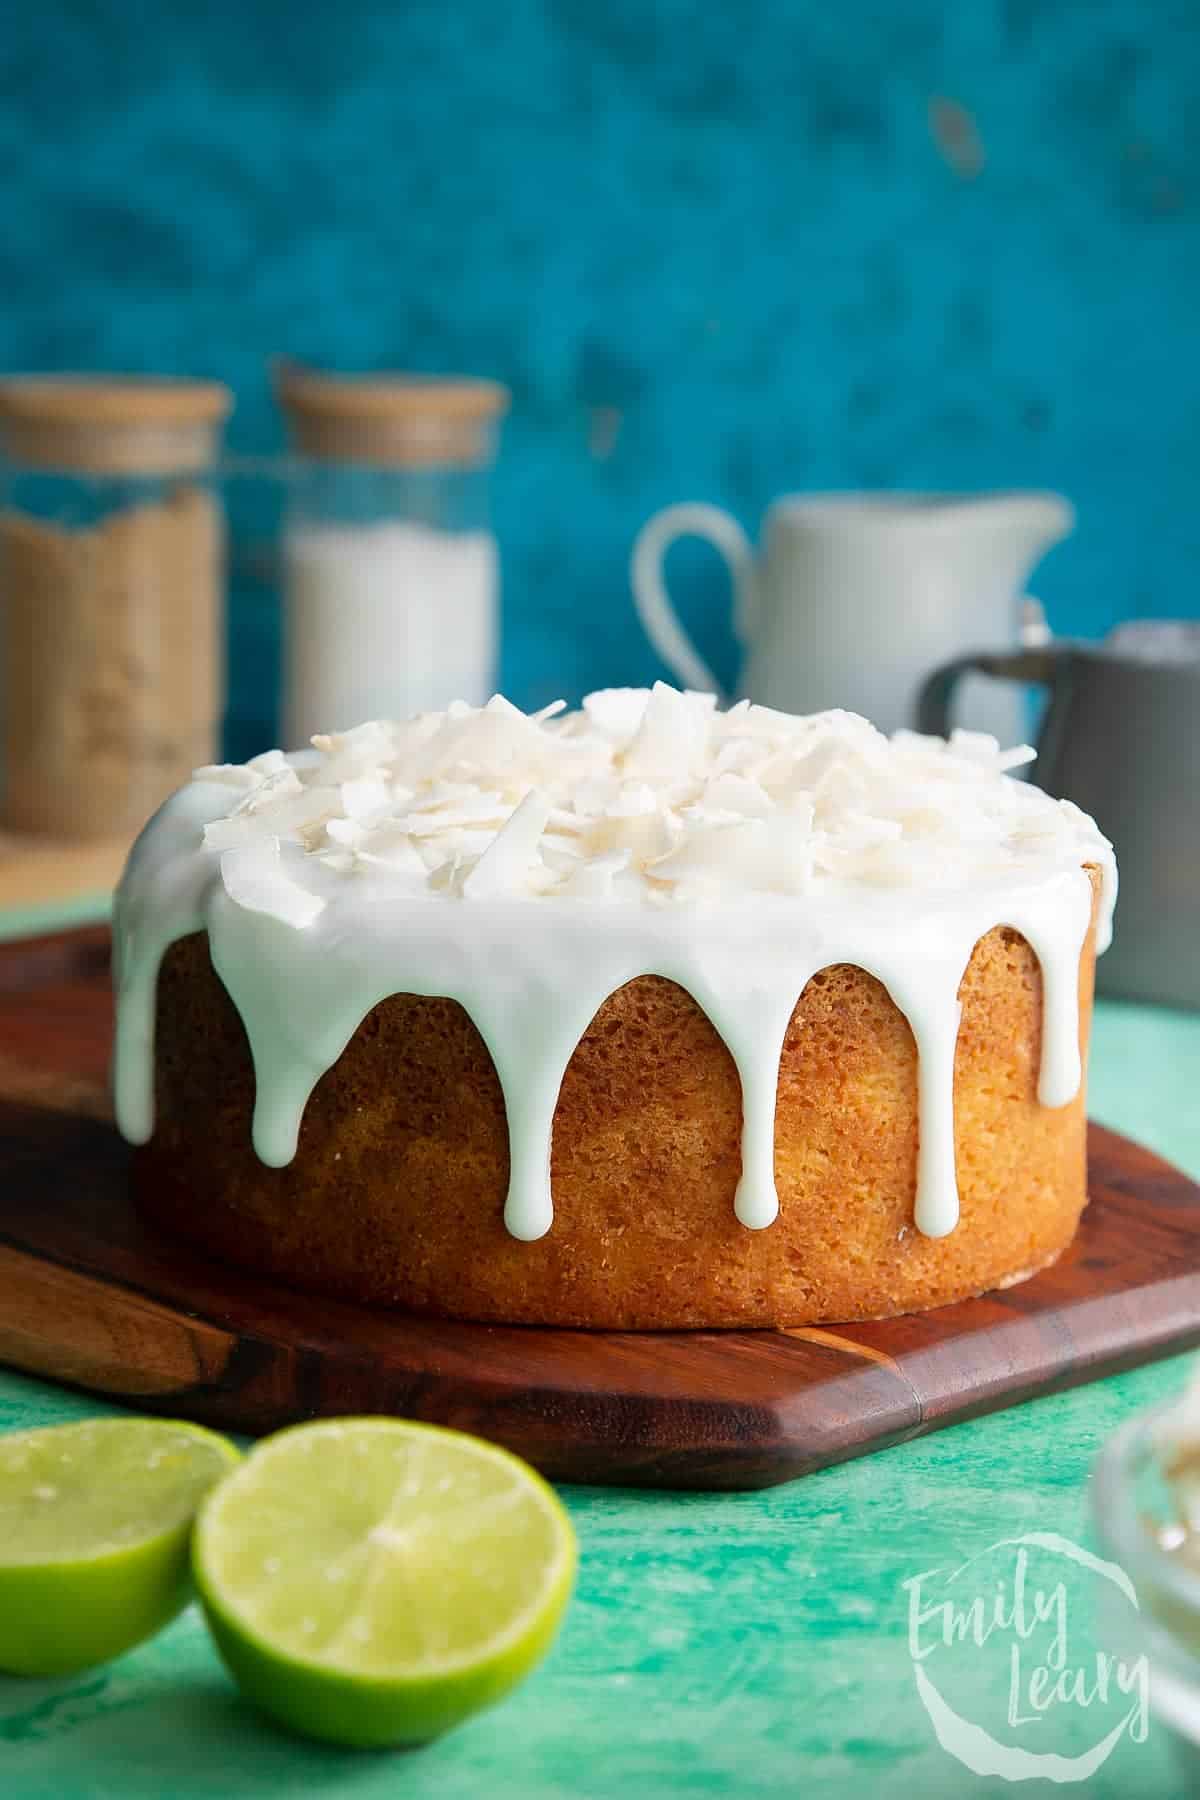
[630,503,756,701]
[917,646,1065,738]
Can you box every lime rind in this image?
[200,1571,572,1748]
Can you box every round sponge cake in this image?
[114,686,1114,1330]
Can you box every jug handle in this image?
[630,504,756,700]
[917,646,1065,738]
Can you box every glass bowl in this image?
[1093,1401,1200,1764]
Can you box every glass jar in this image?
[275,366,509,748]
[0,377,232,841]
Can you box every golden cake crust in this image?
[133,870,1100,1328]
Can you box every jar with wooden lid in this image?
[275,366,509,747]
[0,377,232,842]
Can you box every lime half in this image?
[192,1417,576,1748]
[0,1417,239,1676]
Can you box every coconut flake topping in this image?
[191,684,1112,923]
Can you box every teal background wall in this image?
[2,0,1197,748]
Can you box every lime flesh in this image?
[0,1417,240,1676]
[192,1417,576,1748]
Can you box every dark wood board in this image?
[0,926,1197,1491]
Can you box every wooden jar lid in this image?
[0,377,232,475]
[275,365,509,468]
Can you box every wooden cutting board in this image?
[1,926,1198,1491]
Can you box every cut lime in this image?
[0,1417,240,1676]
[192,1417,576,1748]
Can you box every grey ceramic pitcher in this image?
[919,637,1200,1008]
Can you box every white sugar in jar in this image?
[282,521,498,745]
[276,368,509,748]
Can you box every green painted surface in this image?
[0,894,111,946]
[0,960,1196,1793]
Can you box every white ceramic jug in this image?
[630,491,1074,739]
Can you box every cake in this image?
[113,684,1116,1329]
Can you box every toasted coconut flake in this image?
[185,686,1111,905]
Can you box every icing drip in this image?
[112,688,1117,1244]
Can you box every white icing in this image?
[112,685,1117,1245]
